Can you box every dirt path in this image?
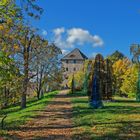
[9,90,73,140]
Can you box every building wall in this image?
[61,59,85,87]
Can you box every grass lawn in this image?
[0,91,59,137]
[71,91,140,140]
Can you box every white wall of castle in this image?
[61,59,85,87]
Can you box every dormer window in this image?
[70,54,75,58]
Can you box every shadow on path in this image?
[6,90,73,140]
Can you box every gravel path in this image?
[9,90,73,140]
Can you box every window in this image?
[73,60,76,63]
[73,68,76,71]
[66,60,68,63]
[66,68,68,71]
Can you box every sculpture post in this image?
[90,54,104,108]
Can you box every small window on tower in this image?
[73,60,76,63]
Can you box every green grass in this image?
[0,91,59,137]
[71,91,140,140]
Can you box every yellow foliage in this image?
[68,70,85,90]
[68,60,94,90]
[113,59,131,76]
[0,0,9,6]
[7,18,13,25]
[112,58,138,96]
[0,25,4,30]
[120,65,138,97]
[13,44,20,51]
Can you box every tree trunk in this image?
[36,65,44,100]
[41,89,44,98]
[37,82,42,100]
[4,86,8,107]
[21,93,26,109]
[36,67,40,100]
[37,90,40,100]
[21,48,29,109]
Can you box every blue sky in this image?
[29,0,140,58]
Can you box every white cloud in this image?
[61,49,69,55]
[92,35,104,47]
[53,27,69,49]
[42,29,48,36]
[67,28,103,47]
[53,27,65,36]
[53,27,104,54]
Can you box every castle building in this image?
[61,48,88,87]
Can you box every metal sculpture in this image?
[90,54,104,108]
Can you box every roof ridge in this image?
[61,48,88,60]
[78,49,88,59]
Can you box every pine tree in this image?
[71,74,75,94]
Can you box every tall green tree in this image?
[0,51,20,108]
[107,50,126,64]
[130,44,140,101]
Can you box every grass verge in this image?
[0,91,59,138]
[71,91,140,140]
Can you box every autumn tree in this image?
[0,1,22,108]
[112,58,131,96]
[32,43,62,99]
[0,0,21,24]
[0,0,50,109]
[14,25,38,108]
[0,51,20,108]
[120,65,138,98]
[0,24,38,109]
[0,0,43,23]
